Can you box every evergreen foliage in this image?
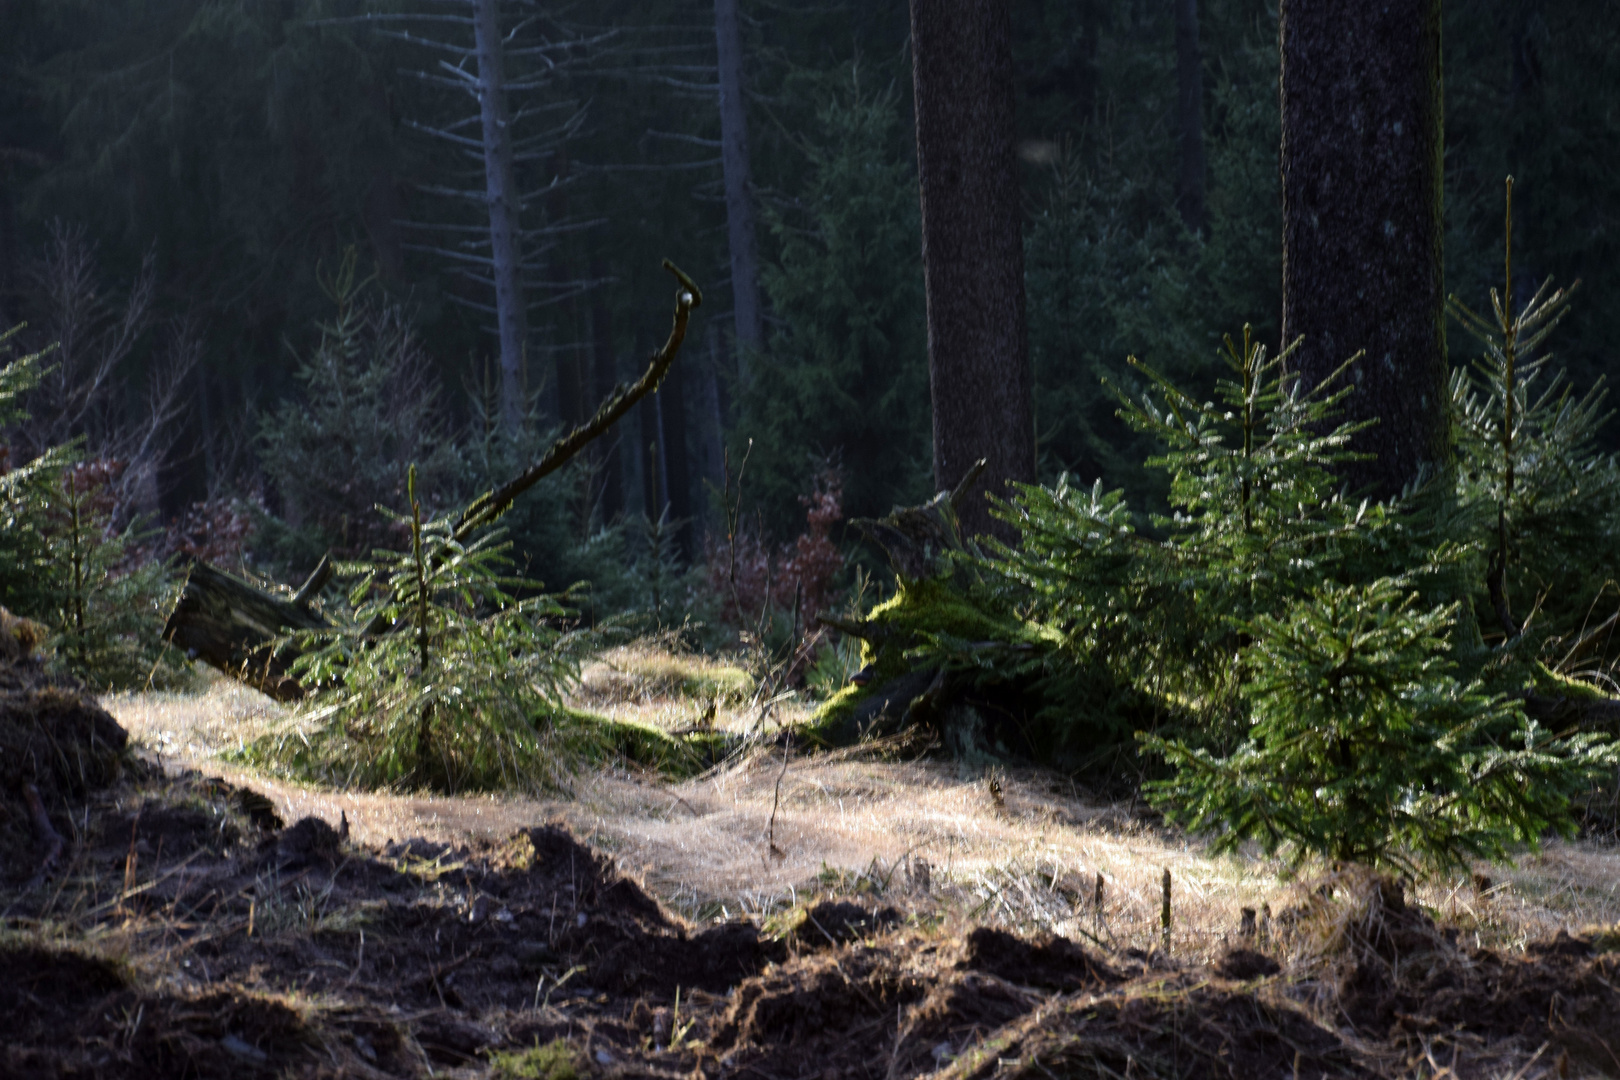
[737,65,930,537]
[1144,577,1612,874]
[256,251,462,570]
[254,466,590,794]
[962,287,1615,871]
[0,327,180,689]
[1448,191,1620,651]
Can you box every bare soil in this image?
[5,667,1618,1078]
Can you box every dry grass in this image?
[572,643,761,734]
[104,663,1620,966]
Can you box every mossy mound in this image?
[804,576,1055,748]
[556,709,736,778]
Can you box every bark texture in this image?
[1175,0,1206,233]
[909,0,1036,539]
[1279,0,1449,497]
[472,0,529,433]
[714,0,763,379]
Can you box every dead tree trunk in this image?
[472,0,531,433]
[714,0,763,382]
[589,256,623,522]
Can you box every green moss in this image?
[805,576,1051,741]
[489,1039,579,1080]
[1531,662,1611,703]
[553,709,735,778]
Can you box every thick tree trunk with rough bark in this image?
[1279,0,1449,497]
[714,0,762,381]
[472,0,529,434]
[909,0,1036,540]
[1175,0,1206,233]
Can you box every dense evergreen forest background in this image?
[1,0,1616,610]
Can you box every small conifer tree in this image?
[256,465,589,793]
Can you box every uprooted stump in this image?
[803,468,1142,769]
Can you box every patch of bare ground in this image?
[58,667,1620,1077]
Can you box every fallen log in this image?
[163,560,332,701]
[164,261,702,697]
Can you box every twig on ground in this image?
[766,741,790,862]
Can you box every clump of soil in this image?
[0,608,129,881]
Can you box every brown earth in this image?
[6,657,1620,1077]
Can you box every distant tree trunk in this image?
[714,0,763,382]
[472,0,529,434]
[909,0,1036,539]
[660,359,694,560]
[547,150,585,428]
[1507,0,1543,313]
[698,328,729,531]
[1174,0,1206,233]
[638,329,661,519]
[589,257,622,522]
[1279,0,1448,498]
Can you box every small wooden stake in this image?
[1161,867,1172,953]
[1093,871,1105,936]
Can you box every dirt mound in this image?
[1319,876,1620,1069]
[1216,947,1281,980]
[708,926,1122,1079]
[6,758,1618,1079]
[0,943,317,1079]
[954,926,1119,991]
[791,898,901,946]
[936,980,1373,1080]
[0,613,129,881]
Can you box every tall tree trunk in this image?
[589,257,622,522]
[714,0,763,382]
[698,327,729,535]
[638,330,661,519]
[548,149,585,429]
[660,358,693,560]
[1279,0,1449,498]
[1507,0,1543,313]
[909,0,1036,539]
[472,0,529,434]
[1174,0,1206,233]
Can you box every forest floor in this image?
[4,644,1620,1078]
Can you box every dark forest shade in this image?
[910,0,1036,538]
[715,0,763,381]
[1279,0,1449,498]
[1175,0,1206,233]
